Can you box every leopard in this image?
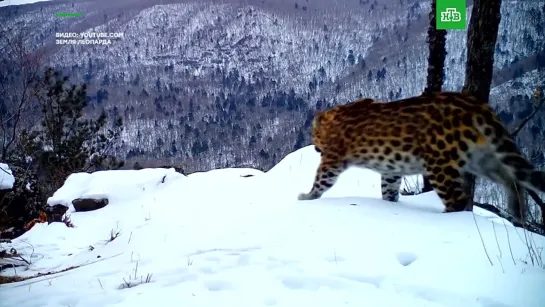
[298,91,545,219]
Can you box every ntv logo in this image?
[440,8,462,22]
[436,0,466,30]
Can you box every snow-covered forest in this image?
[1,0,543,173]
[0,0,543,179]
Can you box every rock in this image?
[46,204,69,223]
[72,198,109,212]
[158,165,185,175]
[127,162,185,174]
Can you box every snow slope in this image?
[0,163,14,190]
[1,146,544,307]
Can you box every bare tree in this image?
[510,89,545,138]
[421,0,448,193]
[423,0,447,95]
[509,89,545,228]
[0,27,44,161]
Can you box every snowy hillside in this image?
[1,0,543,173]
[1,146,544,307]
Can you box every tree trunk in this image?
[462,0,502,102]
[422,0,447,193]
[423,0,447,94]
[462,0,502,211]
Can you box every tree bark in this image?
[422,0,447,193]
[423,0,447,94]
[461,0,502,211]
[462,0,502,102]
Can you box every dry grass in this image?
[474,179,545,270]
[118,261,153,289]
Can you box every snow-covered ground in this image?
[1,146,544,307]
[0,163,14,190]
[0,0,50,8]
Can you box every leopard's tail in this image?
[470,107,545,218]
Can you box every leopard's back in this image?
[313,92,496,174]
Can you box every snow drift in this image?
[0,163,15,190]
[0,145,544,307]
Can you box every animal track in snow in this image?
[204,280,232,291]
[394,251,417,266]
[198,267,216,274]
[335,273,384,288]
[186,247,259,272]
[280,275,348,291]
[164,273,199,286]
[263,297,278,305]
